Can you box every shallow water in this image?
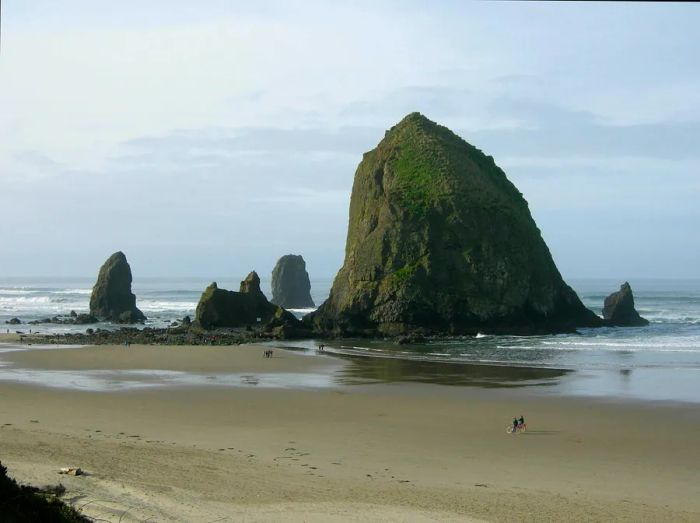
[1,342,698,403]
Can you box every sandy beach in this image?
[0,338,698,522]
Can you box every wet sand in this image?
[0,340,699,521]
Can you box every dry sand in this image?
[0,340,699,522]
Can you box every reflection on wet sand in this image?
[335,354,570,388]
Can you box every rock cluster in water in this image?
[29,311,98,325]
[89,252,146,323]
[602,282,649,326]
[305,112,602,336]
[195,271,301,332]
[271,254,315,309]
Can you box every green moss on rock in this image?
[305,113,601,336]
[195,272,300,330]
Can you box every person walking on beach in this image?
[512,417,519,434]
[518,415,525,429]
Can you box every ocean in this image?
[1,277,699,402]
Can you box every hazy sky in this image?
[1,1,698,280]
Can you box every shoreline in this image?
[0,340,698,521]
[2,335,700,404]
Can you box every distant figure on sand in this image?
[512,417,519,434]
[263,349,274,358]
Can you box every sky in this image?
[0,0,698,280]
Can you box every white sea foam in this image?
[137,300,198,312]
[0,296,52,304]
[52,289,92,295]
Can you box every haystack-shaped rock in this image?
[271,254,315,309]
[305,113,601,336]
[195,271,299,329]
[602,282,649,326]
[89,252,146,323]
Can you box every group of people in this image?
[317,344,326,353]
[263,349,274,358]
[512,415,526,433]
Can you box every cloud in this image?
[467,97,700,160]
[1,2,699,277]
[121,125,382,157]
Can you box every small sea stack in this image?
[271,254,315,309]
[602,282,649,326]
[305,112,602,336]
[89,251,146,323]
[195,271,299,330]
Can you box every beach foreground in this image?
[0,340,698,522]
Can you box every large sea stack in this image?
[602,282,649,326]
[271,254,315,309]
[305,113,601,336]
[195,271,299,329]
[89,251,146,323]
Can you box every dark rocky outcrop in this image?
[263,305,309,339]
[29,313,98,325]
[305,112,601,336]
[5,318,22,325]
[89,252,146,323]
[271,254,315,309]
[195,271,300,330]
[602,282,649,326]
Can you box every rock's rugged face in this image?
[271,254,315,309]
[602,282,649,326]
[89,252,146,323]
[305,113,601,336]
[195,271,299,329]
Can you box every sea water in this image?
[1,277,699,402]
